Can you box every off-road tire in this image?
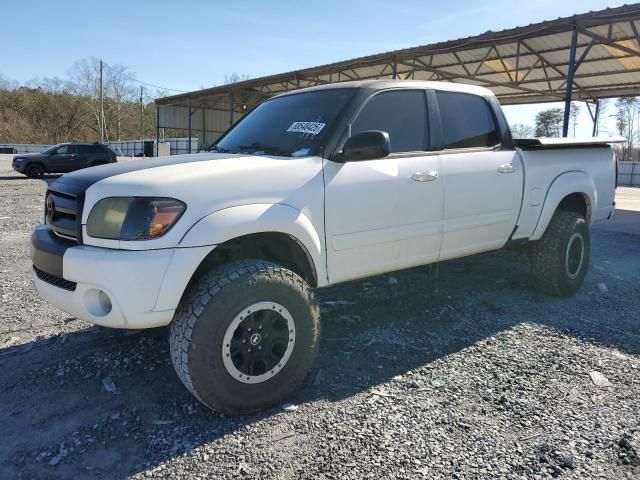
[529,210,590,297]
[170,259,320,414]
[25,163,45,178]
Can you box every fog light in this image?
[98,291,112,314]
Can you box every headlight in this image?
[14,158,24,163]
[87,197,186,240]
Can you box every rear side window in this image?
[435,91,499,149]
[88,145,106,153]
[351,90,427,153]
[76,145,92,154]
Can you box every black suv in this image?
[12,143,117,178]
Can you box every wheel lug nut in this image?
[258,346,262,350]
[242,339,246,344]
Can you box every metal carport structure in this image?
[156,3,640,152]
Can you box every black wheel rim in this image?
[29,165,43,177]
[565,232,585,279]
[222,301,295,384]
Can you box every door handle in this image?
[412,170,439,182]
[498,164,515,173]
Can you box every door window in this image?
[76,145,93,154]
[435,91,499,149]
[56,145,73,154]
[351,90,427,153]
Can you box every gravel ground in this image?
[1,154,639,479]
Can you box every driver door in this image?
[50,145,77,173]
[323,89,444,284]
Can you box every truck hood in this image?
[58,152,325,229]
[52,152,240,191]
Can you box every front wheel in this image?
[528,210,591,297]
[25,164,45,178]
[170,259,320,414]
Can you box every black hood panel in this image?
[51,153,238,191]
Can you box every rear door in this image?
[74,145,92,169]
[434,90,523,260]
[324,89,444,283]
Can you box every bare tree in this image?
[569,101,581,137]
[613,97,639,161]
[223,73,251,85]
[595,99,609,136]
[69,57,104,138]
[1,60,162,144]
[510,123,534,138]
[104,63,137,140]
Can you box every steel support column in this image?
[392,60,397,79]
[202,107,206,149]
[592,99,600,136]
[563,28,578,137]
[229,92,234,127]
[155,105,160,157]
[188,102,192,154]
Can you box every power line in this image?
[102,62,189,93]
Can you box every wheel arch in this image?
[25,161,48,174]
[530,171,595,241]
[187,231,318,289]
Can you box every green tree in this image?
[534,108,564,137]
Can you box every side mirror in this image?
[341,130,390,162]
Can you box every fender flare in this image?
[530,171,595,241]
[179,203,326,285]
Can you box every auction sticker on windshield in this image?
[287,122,326,136]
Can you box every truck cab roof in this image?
[272,79,495,99]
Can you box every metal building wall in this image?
[158,105,246,146]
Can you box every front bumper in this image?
[12,163,25,173]
[30,224,214,329]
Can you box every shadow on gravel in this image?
[1,232,638,479]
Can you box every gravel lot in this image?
[1,154,639,479]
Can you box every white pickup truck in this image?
[30,80,619,413]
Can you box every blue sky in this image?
[2,0,627,135]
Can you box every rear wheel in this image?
[170,259,320,414]
[25,164,45,178]
[529,210,590,297]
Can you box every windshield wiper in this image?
[238,142,288,156]
[208,144,231,153]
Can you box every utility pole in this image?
[139,85,144,140]
[99,59,104,143]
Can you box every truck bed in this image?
[514,136,626,150]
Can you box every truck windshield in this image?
[212,88,356,157]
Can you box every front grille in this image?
[45,188,80,242]
[33,266,77,291]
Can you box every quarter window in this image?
[435,91,499,149]
[351,90,427,153]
